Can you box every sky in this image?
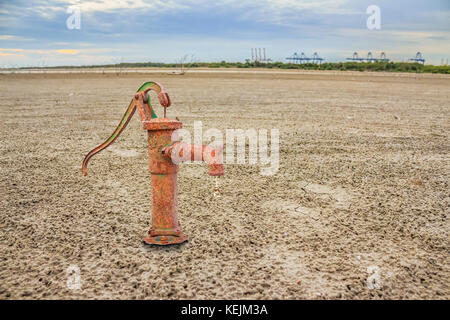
[0,0,449,67]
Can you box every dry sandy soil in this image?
[0,69,449,299]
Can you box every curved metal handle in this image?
[81,98,136,176]
[82,81,171,176]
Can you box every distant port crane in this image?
[409,52,425,64]
[378,52,389,62]
[311,52,324,64]
[346,52,365,62]
[286,52,324,64]
[251,48,271,63]
[346,52,390,62]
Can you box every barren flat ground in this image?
[0,70,449,299]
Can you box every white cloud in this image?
[224,0,353,13]
[29,0,353,20]
[0,35,20,40]
[52,0,187,13]
[1,1,448,66]
[333,28,450,47]
[0,35,34,41]
[52,0,351,13]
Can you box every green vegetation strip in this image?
[19,61,450,74]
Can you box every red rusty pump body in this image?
[82,82,223,245]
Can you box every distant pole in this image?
[258,48,262,62]
[263,48,266,61]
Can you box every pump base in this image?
[142,235,188,245]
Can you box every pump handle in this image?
[82,81,171,176]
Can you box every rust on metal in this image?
[82,81,223,245]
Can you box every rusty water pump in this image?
[82,82,224,245]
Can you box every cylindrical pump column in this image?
[142,118,188,245]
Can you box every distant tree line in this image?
[25,60,450,74]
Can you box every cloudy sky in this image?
[0,0,449,67]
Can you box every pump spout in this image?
[162,143,224,176]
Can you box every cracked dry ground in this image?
[0,71,449,299]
